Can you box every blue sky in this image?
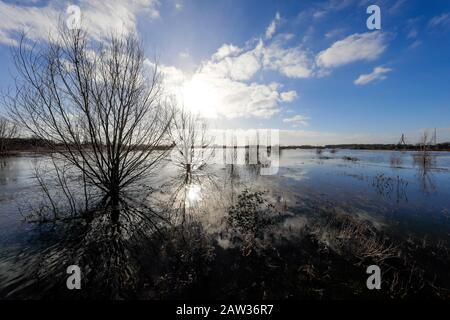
[0,0,450,144]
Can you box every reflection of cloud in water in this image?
[2,149,450,299]
[216,237,232,249]
[282,215,307,232]
[280,167,308,181]
[186,184,202,203]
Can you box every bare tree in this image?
[413,130,434,167]
[164,105,216,224]
[170,105,213,177]
[5,26,173,221]
[412,130,436,193]
[0,117,18,155]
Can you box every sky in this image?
[0,0,449,145]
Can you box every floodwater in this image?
[1,149,450,299]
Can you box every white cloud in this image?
[204,36,316,81]
[153,8,319,120]
[0,1,58,45]
[153,62,187,88]
[0,29,18,46]
[388,0,406,15]
[186,73,283,119]
[157,36,305,120]
[354,66,392,85]
[0,2,305,121]
[280,91,298,102]
[283,115,309,127]
[325,28,346,39]
[212,44,242,61]
[316,32,388,68]
[202,50,261,81]
[261,41,314,78]
[0,0,160,45]
[265,12,280,40]
[175,1,183,11]
[409,40,422,49]
[428,13,450,28]
[80,0,160,39]
[313,10,326,19]
[310,0,353,20]
[178,49,190,59]
[154,28,314,119]
[157,60,285,119]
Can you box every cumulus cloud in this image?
[0,0,160,45]
[280,91,298,102]
[152,62,187,88]
[261,41,314,78]
[354,66,392,85]
[152,11,313,120]
[214,37,315,80]
[0,4,304,121]
[157,38,305,120]
[155,56,283,119]
[156,9,392,120]
[283,115,309,127]
[212,44,243,61]
[316,32,388,68]
[202,49,261,81]
[154,11,313,120]
[80,0,160,39]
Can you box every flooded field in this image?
[1,149,450,299]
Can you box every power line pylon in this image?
[398,133,406,145]
[432,128,437,145]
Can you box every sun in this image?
[180,76,219,118]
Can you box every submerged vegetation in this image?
[390,154,403,167]
[5,26,173,224]
[3,179,450,299]
[342,156,359,162]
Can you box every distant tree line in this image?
[0,117,18,155]
[281,143,450,151]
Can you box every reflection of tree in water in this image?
[0,194,172,299]
[413,152,437,194]
[4,180,450,299]
[0,159,7,170]
[389,153,403,168]
[163,106,222,225]
[0,158,10,185]
[161,169,219,226]
[3,127,450,299]
[412,131,438,194]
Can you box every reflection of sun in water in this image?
[186,184,202,203]
[180,76,218,118]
